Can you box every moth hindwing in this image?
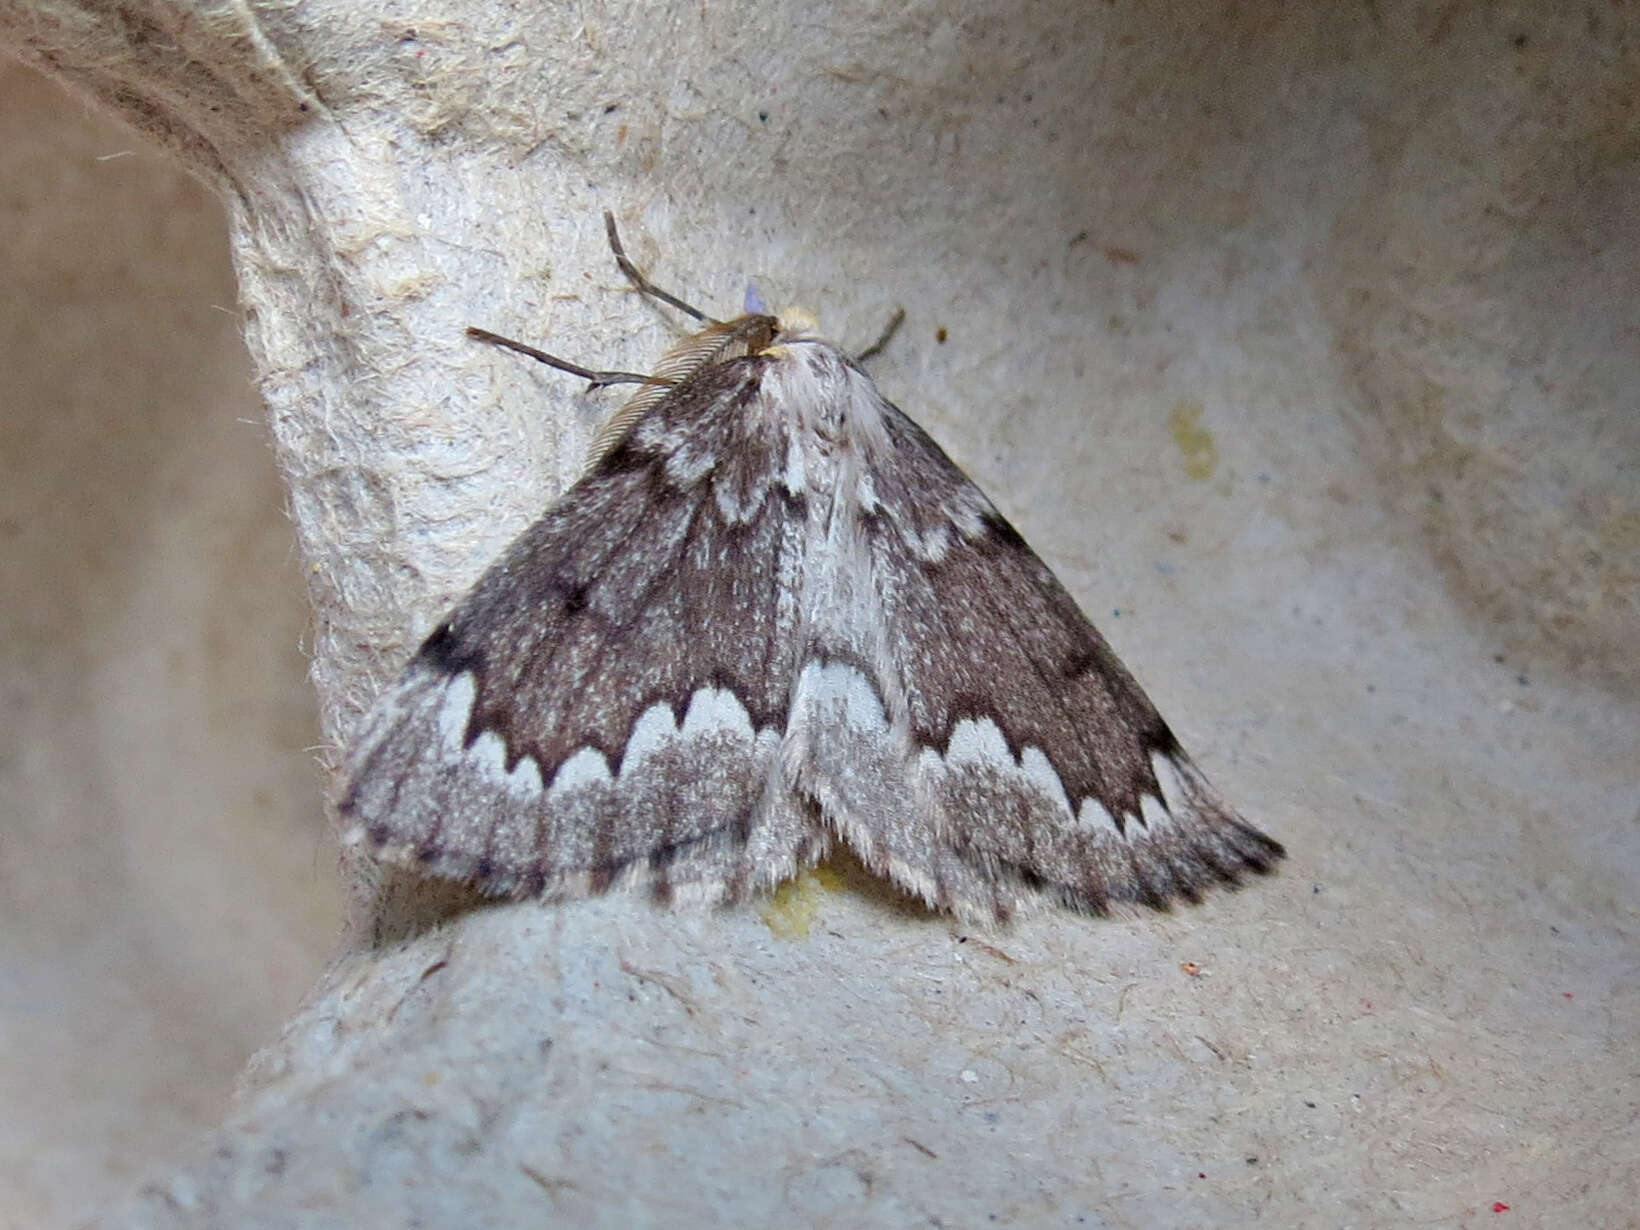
[339,217,1284,923]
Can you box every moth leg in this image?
[464,326,665,391]
[853,307,906,364]
[604,210,719,325]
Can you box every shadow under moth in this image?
[338,213,1284,923]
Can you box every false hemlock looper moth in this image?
[338,213,1284,923]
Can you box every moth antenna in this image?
[465,326,670,391]
[854,307,906,364]
[604,210,719,325]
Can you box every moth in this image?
[339,214,1284,923]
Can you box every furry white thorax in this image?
[759,335,894,507]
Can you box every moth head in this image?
[743,281,818,345]
[729,307,819,362]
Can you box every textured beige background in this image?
[0,61,341,1227]
[1,1,1637,1226]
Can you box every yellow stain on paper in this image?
[760,865,846,940]
[1167,400,1219,481]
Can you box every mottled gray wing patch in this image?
[339,359,829,905]
[821,397,1284,920]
